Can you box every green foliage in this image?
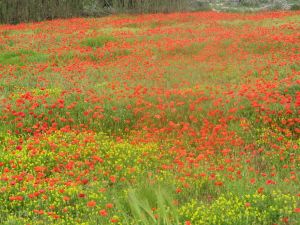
[164,42,207,56]
[81,35,116,48]
[290,4,300,10]
[0,0,83,24]
[110,0,189,13]
[189,1,212,11]
[0,50,48,66]
[0,52,22,65]
[116,183,180,225]
[0,0,189,24]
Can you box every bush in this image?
[188,1,212,11]
[290,4,300,10]
[0,0,190,24]
[0,0,83,24]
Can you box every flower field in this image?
[0,11,299,224]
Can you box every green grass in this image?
[81,35,116,48]
[0,50,48,65]
[164,42,206,56]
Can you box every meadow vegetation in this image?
[0,11,299,224]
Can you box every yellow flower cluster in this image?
[179,191,296,225]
